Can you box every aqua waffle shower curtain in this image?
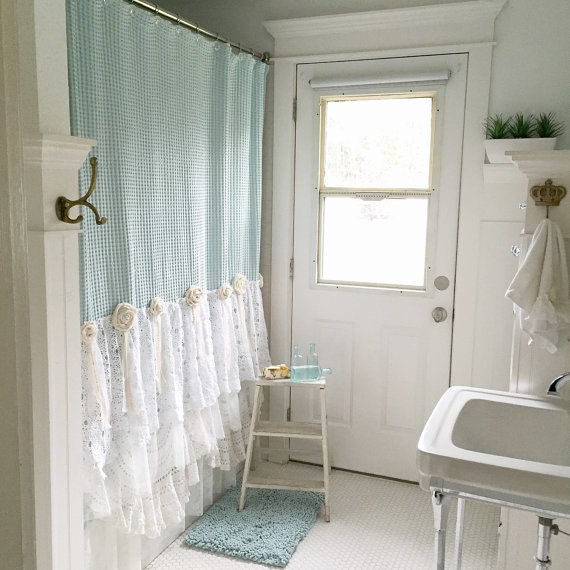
[68,0,267,323]
[66,0,270,567]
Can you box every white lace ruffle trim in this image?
[81,279,270,538]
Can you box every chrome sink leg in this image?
[535,517,553,569]
[432,490,451,570]
[454,497,466,570]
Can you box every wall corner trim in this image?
[22,133,94,570]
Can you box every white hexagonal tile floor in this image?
[146,461,499,569]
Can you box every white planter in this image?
[484,138,557,164]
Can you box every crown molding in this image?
[507,150,570,176]
[265,0,507,39]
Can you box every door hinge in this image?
[286,407,291,421]
[292,97,297,123]
[289,257,294,280]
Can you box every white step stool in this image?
[238,377,331,522]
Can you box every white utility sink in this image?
[417,386,570,516]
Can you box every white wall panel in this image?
[471,221,522,392]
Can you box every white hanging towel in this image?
[506,218,570,353]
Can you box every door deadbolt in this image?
[434,275,450,291]
[432,307,448,323]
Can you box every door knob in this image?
[432,307,448,323]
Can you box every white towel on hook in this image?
[506,218,570,353]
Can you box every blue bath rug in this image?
[184,482,324,567]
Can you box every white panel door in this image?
[291,55,467,481]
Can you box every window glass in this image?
[322,97,433,190]
[318,94,435,289]
[320,196,429,288]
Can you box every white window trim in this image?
[317,93,436,289]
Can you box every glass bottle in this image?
[291,365,332,382]
[307,343,318,366]
[291,344,304,368]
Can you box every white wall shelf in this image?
[483,150,570,184]
[507,149,570,177]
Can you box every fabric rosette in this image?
[149,296,166,317]
[112,302,137,332]
[185,285,204,308]
[81,321,99,343]
[149,297,166,393]
[217,283,233,301]
[81,321,110,428]
[232,274,248,295]
[112,302,137,412]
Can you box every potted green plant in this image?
[484,112,562,164]
[535,112,565,138]
[508,113,535,138]
[484,113,512,139]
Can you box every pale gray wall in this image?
[489,0,570,133]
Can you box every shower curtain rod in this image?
[129,0,270,63]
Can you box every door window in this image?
[318,94,436,289]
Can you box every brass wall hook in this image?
[55,156,107,225]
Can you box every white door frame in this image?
[266,3,505,426]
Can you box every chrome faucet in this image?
[547,372,570,395]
